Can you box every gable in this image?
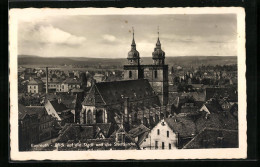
[82,86,106,106]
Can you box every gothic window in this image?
[87,110,92,124]
[129,71,132,78]
[154,70,158,78]
[83,109,86,124]
[96,110,104,123]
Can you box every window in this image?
[169,143,171,149]
[34,90,36,93]
[162,142,165,149]
[157,129,160,135]
[155,141,158,149]
[117,132,126,143]
[154,70,158,78]
[167,131,169,137]
[34,86,36,89]
[129,71,132,78]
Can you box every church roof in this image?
[82,79,161,106]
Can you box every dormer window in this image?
[116,132,125,143]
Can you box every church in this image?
[123,28,169,106]
[80,29,169,130]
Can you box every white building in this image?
[140,119,179,150]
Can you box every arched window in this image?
[129,71,132,78]
[83,109,86,124]
[154,70,158,78]
[87,110,92,124]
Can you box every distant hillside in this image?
[18,55,237,67]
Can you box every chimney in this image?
[58,98,61,104]
[46,67,48,94]
[124,97,130,129]
[91,79,96,86]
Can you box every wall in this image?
[123,69,139,80]
[28,84,39,93]
[141,119,178,150]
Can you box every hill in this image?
[18,55,237,68]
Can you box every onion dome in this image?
[152,37,165,59]
[127,28,140,59]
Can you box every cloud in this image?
[102,34,116,42]
[20,24,86,46]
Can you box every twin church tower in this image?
[123,28,169,106]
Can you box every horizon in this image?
[18,54,237,59]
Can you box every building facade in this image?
[123,30,168,106]
[27,78,43,93]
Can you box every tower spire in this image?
[157,26,159,39]
[133,27,135,39]
[156,26,161,47]
[131,26,136,47]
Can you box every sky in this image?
[18,12,237,58]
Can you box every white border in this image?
[9,7,246,160]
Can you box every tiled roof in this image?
[49,99,70,113]
[128,124,150,138]
[82,79,160,106]
[195,110,238,133]
[93,123,112,138]
[41,77,63,83]
[28,78,43,85]
[183,128,238,149]
[62,78,81,84]
[18,103,29,120]
[71,88,84,93]
[205,88,237,102]
[203,100,223,113]
[57,124,94,142]
[25,106,48,119]
[165,117,196,138]
[19,104,46,120]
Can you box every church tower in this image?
[124,28,143,80]
[145,27,168,106]
[123,27,168,106]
